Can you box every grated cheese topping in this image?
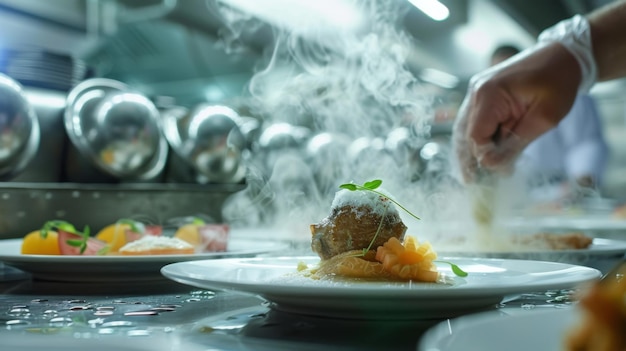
[331,188,400,216]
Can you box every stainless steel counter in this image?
[0,264,579,351]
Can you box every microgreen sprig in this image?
[339,179,421,220]
[436,261,468,277]
[41,220,91,254]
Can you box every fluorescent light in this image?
[408,0,450,21]
[419,68,459,89]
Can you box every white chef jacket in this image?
[516,94,609,186]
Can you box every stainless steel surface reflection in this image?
[64,78,168,180]
[0,73,40,180]
[0,268,582,351]
[163,105,246,183]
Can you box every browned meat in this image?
[310,204,407,260]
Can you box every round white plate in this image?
[418,308,580,351]
[507,215,626,233]
[161,256,600,320]
[438,238,626,273]
[0,237,290,282]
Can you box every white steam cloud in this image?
[213,0,475,243]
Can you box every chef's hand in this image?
[452,42,582,183]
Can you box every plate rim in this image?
[160,255,602,298]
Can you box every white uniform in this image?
[516,94,609,186]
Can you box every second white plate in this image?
[418,307,580,351]
[161,256,600,320]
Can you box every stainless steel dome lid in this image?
[0,73,40,180]
[64,78,168,180]
[163,104,246,183]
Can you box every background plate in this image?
[0,237,290,282]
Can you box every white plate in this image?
[160,256,600,320]
[508,215,626,233]
[438,238,626,273]
[0,332,207,351]
[418,308,580,351]
[0,237,290,282]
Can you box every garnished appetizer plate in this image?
[417,307,578,351]
[0,237,290,282]
[160,256,600,320]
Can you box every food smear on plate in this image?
[118,236,194,255]
[174,217,229,253]
[302,180,465,283]
[563,262,626,351]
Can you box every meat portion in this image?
[310,204,407,260]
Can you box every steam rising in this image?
[214,0,463,241]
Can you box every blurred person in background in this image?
[453,0,626,203]
[489,44,609,202]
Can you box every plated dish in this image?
[0,238,290,282]
[437,237,626,273]
[418,308,578,351]
[160,256,600,320]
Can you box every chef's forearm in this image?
[588,0,626,81]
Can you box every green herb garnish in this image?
[436,260,469,277]
[41,220,91,254]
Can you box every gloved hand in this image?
[452,15,597,183]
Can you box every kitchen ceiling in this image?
[0,0,618,106]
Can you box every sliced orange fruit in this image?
[21,230,61,255]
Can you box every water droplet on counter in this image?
[185,298,201,303]
[101,321,136,328]
[127,329,151,337]
[2,193,10,200]
[9,308,30,317]
[69,305,92,311]
[66,299,86,304]
[45,192,53,200]
[149,307,176,312]
[31,299,48,303]
[6,319,29,326]
[96,306,115,311]
[521,303,536,310]
[49,317,73,327]
[98,328,115,335]
[124,311,159,316]
[158,304,181,309]
[94,311,114,316]
[72,191,80,198]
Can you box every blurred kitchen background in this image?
[0,0,624,237]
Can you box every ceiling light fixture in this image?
[408,0,450,21]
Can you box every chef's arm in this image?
[589,0,626,81]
